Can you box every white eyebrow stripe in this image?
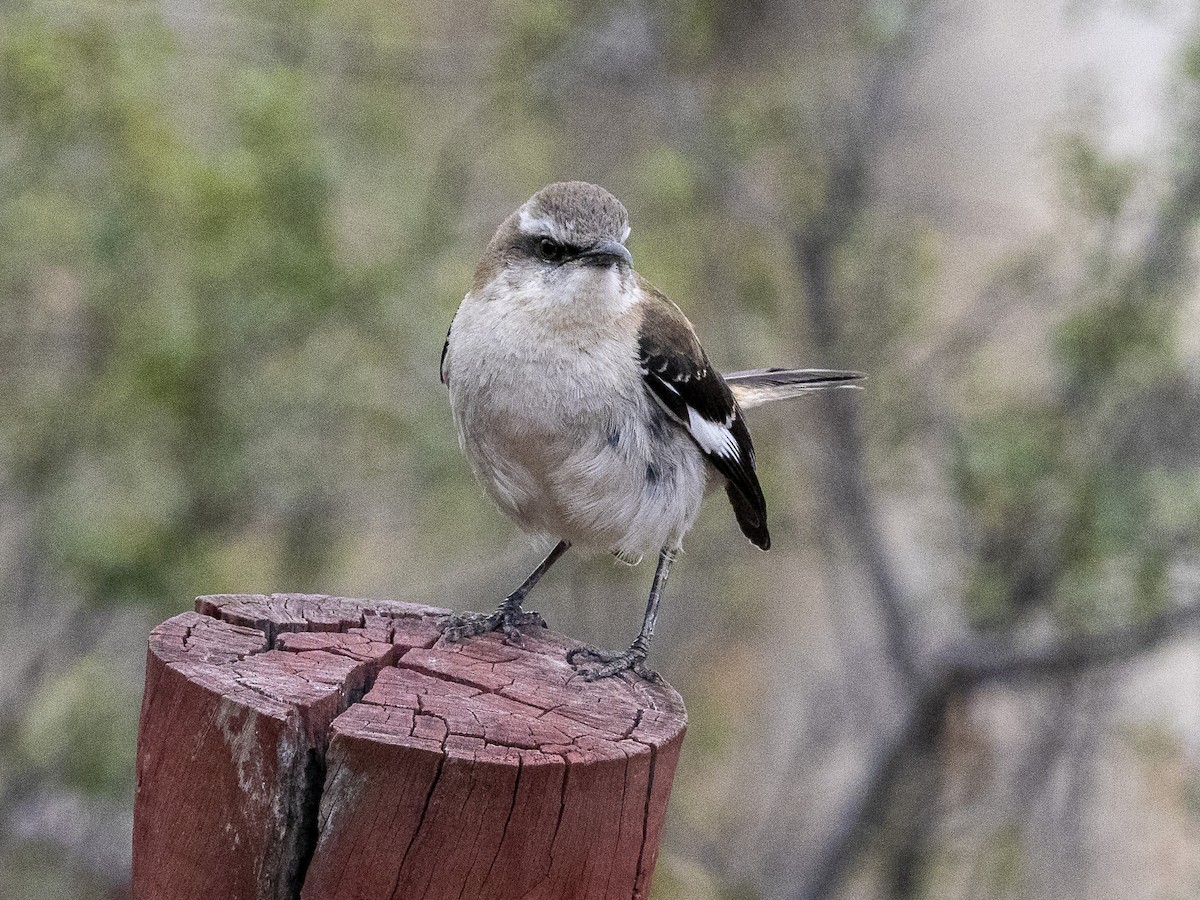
[518,208,571,243]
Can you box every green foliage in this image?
[1055,286,1175,397]
[1180,35,1200,83]
[955,378,1180,630]
[953,407,1065,626]
[17,655,139,796]
[832,212,937,454]
[495,0,572,65]
[1057,132,1137,222]
[954,409,1065,530]
[952,127,1199,630]
[2,843,108,900]
[976,824,1027,898]
[631,146,700,218]
[0,2,383,610]
[658,0,718,65]
[2,2,1198,897]
[651,855,760,900]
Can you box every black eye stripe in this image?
[523,234,580,262]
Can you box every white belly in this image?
[446,298,708,559]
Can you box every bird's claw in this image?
[438,604,546,646]
[566,645,661,683]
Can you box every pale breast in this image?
[446,294,709,556]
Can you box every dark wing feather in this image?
[440,325,451,386]
[636,280,770,550]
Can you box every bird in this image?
[437,181,862,680]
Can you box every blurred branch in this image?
[800,594,1200,900]
[795,0,940,688]
[779,7,948,893]
[802,673,951,900]
[1009,675,1106,900]
[940,598,1200,683]
[1138,126,1200,294]
[812,400,919,684]
[0,770,132,889]
[0,500,108,737]
[790,8,1200,897]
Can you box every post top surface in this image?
[157,593,687,757]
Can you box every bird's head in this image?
[474,182,634,307]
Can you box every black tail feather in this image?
[726,482,770,551]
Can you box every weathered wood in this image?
[133,593,687,900]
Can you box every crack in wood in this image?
[388,754,446,899]
[475,753,523,899]
[603,746,633,900]
[632,739,659,892]
[541,752,574,894]
[136,594,684,900]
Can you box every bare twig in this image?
[796,0,939,688]
[939,600,1200,685]
[787,5,1200,897]
[802,678,952,900]
[798,597,1200,900]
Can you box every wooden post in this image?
[133,594,687,900]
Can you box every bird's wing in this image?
[439,324,451,386]
[636,278,769,550]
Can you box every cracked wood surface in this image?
[132,594,686,900]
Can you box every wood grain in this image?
[133,594,686,900]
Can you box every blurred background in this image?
[3,0,1200,897]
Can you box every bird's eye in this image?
[537,238,563,262]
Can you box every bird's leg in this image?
[439,540,569,646]
[567,547,676,682]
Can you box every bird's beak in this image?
[578,240,633,268]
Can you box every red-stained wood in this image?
[133,594,687,900]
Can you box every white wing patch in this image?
[686,406,739,459]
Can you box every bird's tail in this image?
[724,368,864,410]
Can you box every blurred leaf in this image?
[1056,132,1137,221]
[18,654,138,797]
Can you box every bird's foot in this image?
[566,644,660,683]
[438,600,547,646]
